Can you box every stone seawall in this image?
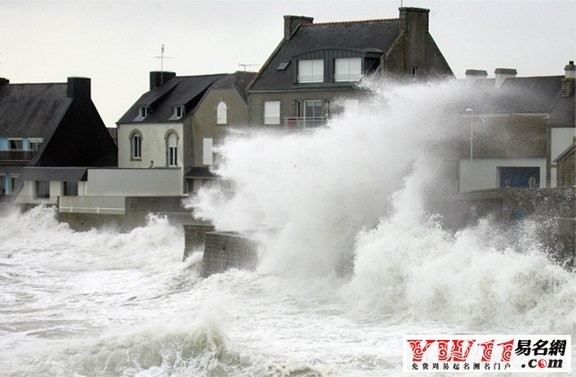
[200,232,258,277]
[182,224,215,260]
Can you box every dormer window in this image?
[335,58,362,82]
[137,106,151,120]
[216,102,227,125]
[298,59,324,83]
[170,105,185,120]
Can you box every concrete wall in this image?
[182,224,215,260]
[14,180,67,205]
[201,232,258,277]
[59,195,125,215]
[86,168,182,196]
[459,158,546,193]
[192,87,250,166]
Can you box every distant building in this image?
[0,77,117,205]
[457,61,575,193]
[248,7,454,130]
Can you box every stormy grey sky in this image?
[1,0,575,128]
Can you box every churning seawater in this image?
[1,82,575,376]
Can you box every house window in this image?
[335,57,362,82]
[35,181,50,199]
[9,139,23,151]
[167,132,178,167]
[171,105,184,119]
[264,101,281,125]
[217,102,228,125]
[130,131,142,160]
[297,100,325,128]
[203,138,213,165]
[0,175,5,196]
[298,59,324,83]
[138,106,151,119]
[63,181,78,196]
[28,138,43,152]
[411,66,419,80]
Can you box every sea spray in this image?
[191,81,576,336]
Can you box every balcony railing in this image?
[0,150,35,165]
[284,117,327,131]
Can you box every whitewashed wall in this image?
[459,158,546,193]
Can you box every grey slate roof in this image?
[118,74,226,124]
[250,19,401,92]
[455,76,565,116]
[0,83,72,138]
[18,166,88,181]
[211,71,257,103]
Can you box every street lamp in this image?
[465,108,474,160]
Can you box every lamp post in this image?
[465,108,474,160]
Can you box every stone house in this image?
[116,71,255,194]
[0,77,117,205]
[248,7,454,130]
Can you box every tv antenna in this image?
[154,44,174,72]
[239,63,258,71]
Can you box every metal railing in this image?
[284,117,327,131]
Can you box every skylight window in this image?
[277,62,290,71]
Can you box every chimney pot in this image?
[284,15,313,40]
[465,69,488,87]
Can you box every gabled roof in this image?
[211,71,257,103]
[118,74,226,124]
[250,19,401,92]
[0,83,72,138]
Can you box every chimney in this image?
[561,61,575,97]
[0,77,9,86]
[67,77,91,100]
[494,68,517,88]
[149,71,176,90]
[284,15,313,40]
[465,69,488,86]
[399,7,429,35]
[565,60,576,79]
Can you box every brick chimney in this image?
[67,77,91,100]
[561,60,575,97]
[284,15,313,40]
[465,69,488,86]
[494,68,517,88]
[150,71,176,90]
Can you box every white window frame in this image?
[35,180,50,199]
[216,102,228,125]
[335,57,362,82]
[8,138,23,151]
[203,138,213,165]
[264,101,281,125]
[130,131,142,160]
[167,132,178,167]
[28,138,43,152]
[298,59,324,83]
[170,105,184,120]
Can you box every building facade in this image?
[248,7,454,130]
[0,77,117,205]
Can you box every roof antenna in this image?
[153,44,174,83]
[238,63,258,72]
